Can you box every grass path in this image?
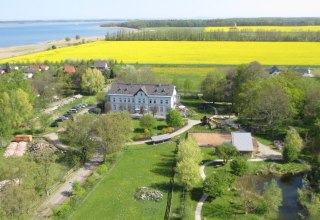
[70,143,176,220]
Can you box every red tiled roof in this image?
[39,65,49,70]
[64,66,76,73]
[30,65,40,70]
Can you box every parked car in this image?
[50,121,59,127]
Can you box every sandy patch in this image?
[191,133,231,147]
[0,35,106,60]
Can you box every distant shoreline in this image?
[0,26,138,60]
[0,35,106,60]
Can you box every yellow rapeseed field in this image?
[2,41,320,65]
[205,26,320,32]
[151,67,215,75]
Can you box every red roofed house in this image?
[64,66,76,73]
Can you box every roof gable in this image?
[93,60,108,68]
[64,66,76,73]
[108,83,175,97]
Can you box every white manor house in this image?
[107,83,179,116]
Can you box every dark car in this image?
[50,121,59,127]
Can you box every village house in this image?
[92,60,108,71]
[1,64,19,74]
[267,65,280,75]
[291,67,314,77]
[23,65,49,79]
[64,65,76,73]
[107,83,179,116]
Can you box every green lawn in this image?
[70,143,176,220]
[0,148,4,167]
[131,118,168,139]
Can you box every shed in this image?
[231,132,253,155]
[15,135,32,143]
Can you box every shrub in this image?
[203,170,235,199]
[72,182,86,198]
[283,145,298,162]
[230,157,248,176]
[96,164,108,175]
[140,114,157,130]
[65,37,71,41]
[166,109,184,127]
[51,45,57,49]
[161,127,174,134]
[85,175,98,188]
[53,203,72,219]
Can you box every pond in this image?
[254,174,305,220]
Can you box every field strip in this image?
[2,41,320,65]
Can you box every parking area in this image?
[50,103,88,127]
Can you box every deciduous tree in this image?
[97,112,133,160]
[81,68,105,95]
[64,114,97,163]
[203,170,235,199]
[216,143,238,164]
[230,157,248,176]
[166,109,184,127]
[140,114,157,130]
[175,158,201,191]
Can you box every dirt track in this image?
[191,133,231,147]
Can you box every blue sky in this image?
[1,0,319,21]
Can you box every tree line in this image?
[102,17,320,29]
[105,29,320,42]
[201,61,320,141]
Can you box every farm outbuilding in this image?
[231,132,254,156]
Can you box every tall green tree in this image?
[81,68,105,95]
[64,114,97,163]
[166,109,184,127]
[283,128,303,162]
[31,148,57,196]
[97,112,133,160]
[176,137,202,164]
[216,143,238,164]
[0,184,37,219]
[201,72,225,103]
[175,158,201,191]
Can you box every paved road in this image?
[35,153,103,219]
[127,119,200,145]
[44,95,83,113]
[256,142,282,160]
